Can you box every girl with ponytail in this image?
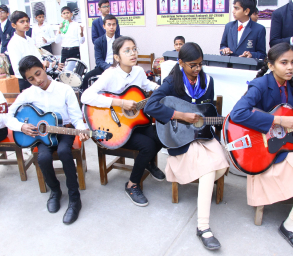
[230,42,293,247]
[145,43,229,251]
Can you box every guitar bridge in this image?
[225,135,252,151]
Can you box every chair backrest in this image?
[213,95,223,139]
[137,53,155,71]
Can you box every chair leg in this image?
[15,147,27,181]
[76,149,86,190]
[82,144,87,172]
[255,206,264,226]
[98,147,108,185]
[216,175,224,204]
[33,154,47,193]
[172,182,179,203]
[117,157,125,164]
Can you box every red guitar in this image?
[223,104,293,175]
[83,86,151,149]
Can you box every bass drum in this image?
[58,58,87,87]
[152,57,165,76]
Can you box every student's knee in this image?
[57,145,72,160]
[38,151,53,166]
[215,168,227,181]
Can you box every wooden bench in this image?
[0,129,33,181]
[32,136,87,193]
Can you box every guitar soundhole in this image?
[38,123,47,134]
[123,109,139,119]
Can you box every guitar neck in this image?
[201,116,225,125]
[46,126,92,137]
[136,98,149,110]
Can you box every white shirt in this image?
[55,21,85,47]
[81,65,157,108]
[0,91,7,129]
[7,33,43,79]
[32,23,55,48]
[6,78,86,132]
[0,19,7,32]
[237,19,250,44]
[105,35,115,64]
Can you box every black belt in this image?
[62,47,79,50]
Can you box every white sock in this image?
[284,206,293,232]
[198,168,227,238]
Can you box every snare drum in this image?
[58,58,87,87]
[152,57,165,76]
[88,75,100,87]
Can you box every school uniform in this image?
[32,23,55,54]
[0,19,14,53]
[55,21,85,63]
[144,74,229,184]
[91,16,120,44]
[7,32,43,92]
[6,78,86,201]
[230,72,293,206]
[0,91,8,141]
[270,1,293,47]
[81,34,120,91]
[81,65,162,184]
[220,19,266,59]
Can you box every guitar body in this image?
[84,86,151,149]
[13,104,62,148]
[223,104,293,175]
[156,96,218,148]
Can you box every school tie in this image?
[280,86,287,103]
[238,24,243,31]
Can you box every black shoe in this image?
[125,182,148,207]
[63,199,82,225]
[279,221,293,247]
[197,228,221,250]
[47,190,62,213]
[146,162,165,181]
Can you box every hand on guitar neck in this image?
[21,123,90,142]
[173,111,200,124]
[274,116,293,129]
[112,98,137,111]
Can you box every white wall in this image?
[86,0,275,70]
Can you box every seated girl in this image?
[230,42,293,247]
[81,36,165,207]
[144,42,229,250]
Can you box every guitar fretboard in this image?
[201,117,225,125]
[136,98,149,110]
[46,126,92,137]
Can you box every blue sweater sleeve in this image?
[144,78,175,124]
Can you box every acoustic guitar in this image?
[13,104,112,148]
[156,96,224,148]
[223,104,293,175]
[84,86,151,149]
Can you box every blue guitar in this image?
[13,104,112,148]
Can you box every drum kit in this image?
[152,57,165,76]
[40,48,88,91]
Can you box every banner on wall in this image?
[87,0,145,27]
[157,0,229,25]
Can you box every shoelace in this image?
[130,185,143,196]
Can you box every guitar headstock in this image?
[92,130,113,140]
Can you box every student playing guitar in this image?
[81,36,165,207]
[230,43,293,247]
[144,43,229,251]
[6,55,89,225]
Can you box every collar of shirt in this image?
[0,19,7,30]
[116,65,132,79]
[238,19,250,29]
[13,32,28,41]
[106,34,115,43]
[276,80,287,88]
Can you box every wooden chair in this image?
[137,53,155,71]
[97,146,158,190]
[0,129,34,181]
[172,95,228,204]
[32,136,87,193]
[254,198,293,226]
